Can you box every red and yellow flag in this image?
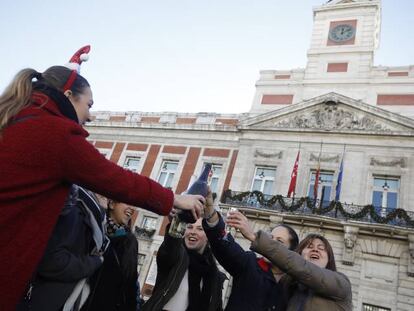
[287,151,300,197]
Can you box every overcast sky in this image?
[1,0,413,114]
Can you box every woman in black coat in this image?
[82,200,140,311]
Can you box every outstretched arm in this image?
[225,210,256,242]
[251,231,351,300]
[60,123,203,219]
[202,190,252,276]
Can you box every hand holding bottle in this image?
[169,163,211,237]
[173,194,204,221]
[204,187,219,223]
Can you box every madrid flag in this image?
[287,151,300,197]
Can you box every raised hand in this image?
[173,194,205,220]
[204,187,219,223]
[225,210,256,242]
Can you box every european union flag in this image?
[335,158,344,201]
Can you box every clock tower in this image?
[250,0,413,116]
[305,0,381,79]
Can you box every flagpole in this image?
[295,141,301,199]
[335,144,346,202]
[313,141,323,204]
[294,141,301,198]
[287,142,301,198]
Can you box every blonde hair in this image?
[0,69,38,130]
[0,66,90,131]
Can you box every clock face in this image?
[329,24,355,42]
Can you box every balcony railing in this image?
[221,190,414,228]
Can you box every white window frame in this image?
[250,166,277,196]
[308,170,334,202]
[119,150,146,172]
[151,153,184,191]
[122,156,141,172]
[208,163,223,194]
[157,160,179,189]
[371,175,400,210]
[141,216,158,231]
[192,158,227,196]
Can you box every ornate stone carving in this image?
[254,149,283,159]
[370,157,406,168]
[273,102,392,132]
[309,153,340,163]
[343,226,359,266]
[408,234,414,277]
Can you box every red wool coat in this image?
[0,92,174,311]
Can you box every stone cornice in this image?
[86,122,239,133]
[313,0,380,13]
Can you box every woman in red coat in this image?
[0,65,204,311]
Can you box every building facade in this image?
[87,1,414,310]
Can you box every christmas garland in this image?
[221,190,414,227]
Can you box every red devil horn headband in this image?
[63,45,91,91]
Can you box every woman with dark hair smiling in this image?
[249,232,352,311]
[84,200,140,311]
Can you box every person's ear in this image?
[107,201,115,210]
[63,90,72,98]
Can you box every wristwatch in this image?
[203,209,216,221]
[204,207,218,221]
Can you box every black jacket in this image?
[82,233,139,311]
[142,225,224,311]
[202,215,287,311]
[16,186,105,311]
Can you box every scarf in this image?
[105,217,138,281]
[32,82,79,123]
[77,187,108,253]
[186,247,218,311]
[106,216,129,237]
[257,257,272,272]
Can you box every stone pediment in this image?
[241,93,414,134]
[325,0,363,5]
[320,0,381,11]
[327,0,355,4]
